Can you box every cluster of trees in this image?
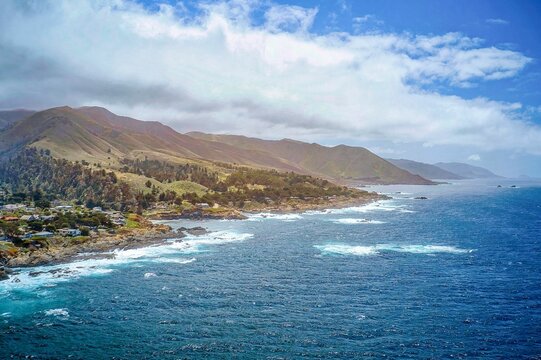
[119,158,219,188]
[0,149,152,211]
[0,148,364,212]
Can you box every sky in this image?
[0,0,540,177]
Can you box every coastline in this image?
[0,193,386,278]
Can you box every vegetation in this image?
[0,148,368,213]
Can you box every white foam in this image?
[315,244,378,256]
[320,200,415,215]
[0,230,251,294]
[44,308,69,317]
[332,218,386,225]
[315,243,473,256]
[156,258,196,264]
[247,213,302,222]
[144,272,157,278]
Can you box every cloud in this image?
[265,4,318,33]
[0,0,539,154]
[486,18,509,25]
[467,154,481,161]
[352,14,383,33]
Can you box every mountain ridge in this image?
[434,162,502,179]
[387,158,465,180]
[0,106,434,185]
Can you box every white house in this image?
[2,204,24,211]
[59,228,81,237]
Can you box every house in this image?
[196,203,210,209]
[20,214,40,222]
[54,205,73,211]
[2,204,24,211]
[59,228,81,237]
[110,215,126,226]
[40,215,57,222]
[92,206,103,213]
[32,231,54,238]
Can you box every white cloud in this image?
[265,4,318,33]
[0,0,539,154]
[352,14,383,33]
[467,154,481,161]
[486,18,509,25]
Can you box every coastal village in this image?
[0,202,127,244]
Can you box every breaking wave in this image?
[0,230,251,294]
[332,218,386,225]
[247,213,303,222]
[315,243,473,256]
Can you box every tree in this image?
[27,221,44,232]
[0,221,21,239]
[35,199,51,209]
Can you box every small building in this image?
[92,206,103,213]
[59,228,81,237]
[32,231,54,238]
[40,215,57,222]
[196,203,210,209]
[54,205,73,211]
[109,215,126,226]
[20,214,40,222]
[2,204,24,211]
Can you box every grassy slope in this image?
[115,172,208,196]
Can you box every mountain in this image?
[0,106,302,171]
[0,106,434,185]
[434,162,501,179]
[0,109,35,130]
[387,159,464,180]
[187,132,434,185]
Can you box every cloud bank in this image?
[0,0,539,153]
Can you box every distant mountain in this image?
[0,109,35,130]
[387,159,464,180]
[0,106,302,171]
[188,132,434,185]
[434,162,501,179]
[0,106,434,185]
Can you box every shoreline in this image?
[0,194,386,278]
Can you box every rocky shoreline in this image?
[0,194,387,280]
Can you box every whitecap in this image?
[247,213,302,222]
[332,218,386,225]
[320,200,415,215]
[44,308,69,317]
[315,243,473,256]
[314,244,378,256]
[156,258,196,264]
[144,272,157,278]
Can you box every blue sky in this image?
[1,0,540,176]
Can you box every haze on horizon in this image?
[1,0,540,177]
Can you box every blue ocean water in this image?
[1,180,541,359]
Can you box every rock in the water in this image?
[0,267,9,281]
[185,227,208,236]
[414,196,428,200]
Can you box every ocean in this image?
[1,179,540,359]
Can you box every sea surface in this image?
[1,179,541,359]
